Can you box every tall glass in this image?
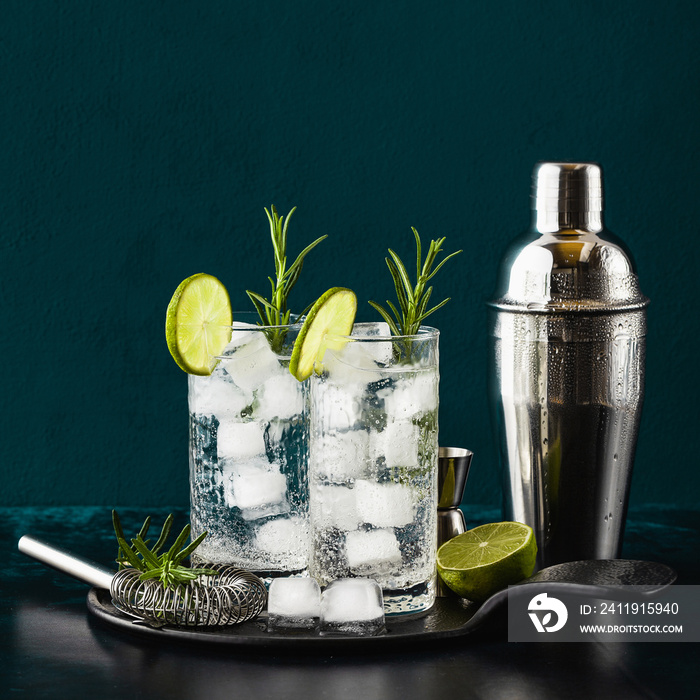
[188,313,309,581]
[308,323,439,615]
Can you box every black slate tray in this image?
[86,559,677,651]
[87,587,486,650]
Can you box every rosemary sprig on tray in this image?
[112,510,218,589]
[369,227,462,338]
[246,205,327,352]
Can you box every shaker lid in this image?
[489,162,648,313]
[532,162,603,213]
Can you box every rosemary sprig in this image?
[369,227,462,338]
[246,205,327,352]
[112,510,218,589]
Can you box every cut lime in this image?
[437,522,537,602]
[289,287,357,381]
[165,273,233,375]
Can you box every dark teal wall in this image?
[2,1,699,507]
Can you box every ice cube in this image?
[359,322,392,337]
[219,331,282,394]
[355,322,393,364]
[188,372,252,417]
[324,341,388,385]
[354,480,416,528]
[376,371,438,418]
[221,457,288,513]
[345,528,403,572]
[333,323,394,366]
[217,421,267,461]
[311,484,361,531]
[320,578,385,636]
[254,516,309,557]
[267,577,321,631]
[256,371,304,421]
[369,421,420,468]
[312,382,362,431]
[312,430,369,483]
[225,321,258,341]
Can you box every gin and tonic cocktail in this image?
[188,315,310,579]
[168,221,455,623]
[308,323,439,615]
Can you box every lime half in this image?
[289,287,357,381]
[165,273,233,375]
[437,522,537,602]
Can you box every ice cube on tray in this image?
[267,577,322,631]
[320,578,385,636]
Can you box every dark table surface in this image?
[2,505,699,700]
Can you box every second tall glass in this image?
[308,323,439,615]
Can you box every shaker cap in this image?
[532,162,603,213]
[489,162,648,314]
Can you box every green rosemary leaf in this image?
[425,249,463,281]
[420,297,451,321]
[281,206,294,252]
[246,290,277,314]
[284,258,304,298]
[116,547,143,572]
[416,285,433,320]
[367,301,401,336]
[132,535,161,569]
[265,206,285,270]
[414,227,422,282]
[166,524,192,562]
[173,530,208,566]
[116,542,143,570]
[136,516,151,542]
[112,511,145,571]
[387,249,415,304]
[284,235,328,283]
[138,569,164,582]
[113,513,217,589]
[249,206,325,332]
[385,258,409,315]
[151,513,173,555]
[112,510,127,544]
[385,299,403,330]
[246,290,269,322]
[371,228,461,340]
[421,237,443,275]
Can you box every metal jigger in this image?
[437,447,473,596]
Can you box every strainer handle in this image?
[18,535,115,590]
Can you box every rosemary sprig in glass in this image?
[369,227,462,345]
[112,510,218,589]
[246,205,327,352]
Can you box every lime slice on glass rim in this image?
[165,273,233,375]
[436,521,537,602]
[289,287,357,381]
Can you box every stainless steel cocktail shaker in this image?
[488,162,648,569]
